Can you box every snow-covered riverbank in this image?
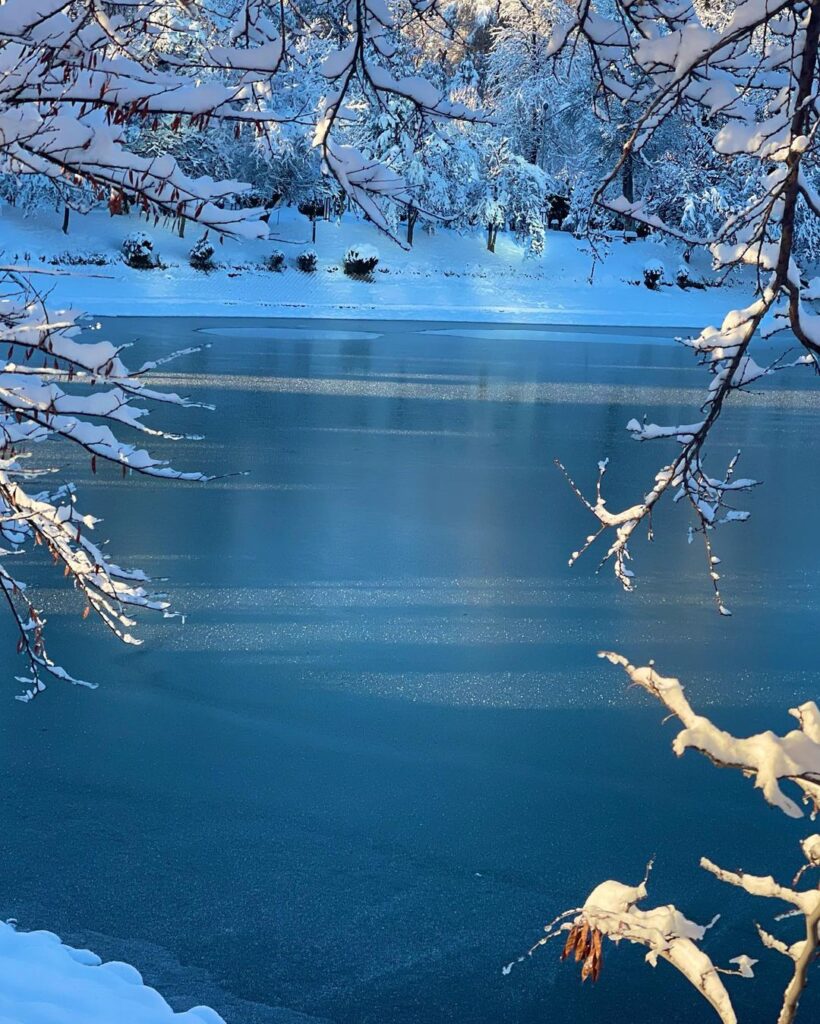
[0,205,751,327]
[0,921,224,1023]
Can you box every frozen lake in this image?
[1,318,818,1023]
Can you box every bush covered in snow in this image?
[676,262,706,289]
[189,236,215,270]
[298,198,325,220]
[546,193,570,230]
[49,250,110,267]
[527,220,545,258]
[297,249,318,272]
[264,249,285,271]
[122,231,159,269]
[343,244,379,277]
[642,259,664,290]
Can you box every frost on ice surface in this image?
[0,920,225,1023]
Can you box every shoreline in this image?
[1,205,752,332]
[87,302,732,333]
[91,307,717,329]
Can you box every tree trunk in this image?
[778,0,820,354]
[311,217,317,244]
[407,208,417,247]
[178,217,186,238]
[621,148,635,231]
[61,205,70,235]
[622,148,634,205]
[487,224,497,252]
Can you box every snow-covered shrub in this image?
[680,186,731,239]
[232,185,276,210]
[297,249,317,272]
[676,263,705,289]
[298,197,325,220]
[264,250,285,271]
[527,219,546,258]
[298,196,326,242]
[343,244,379,277]
[546,193,570,230]
[122,231,159,269]
[189,236,215,270]
[643,259,664,290]
[49,250,109,267]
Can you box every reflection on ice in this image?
[423,325,692,345]
[2,316,818,1024]
[196,326,382,340]
[141,371,817,409]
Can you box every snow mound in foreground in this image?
[0,921,224,1024]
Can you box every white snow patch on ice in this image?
[0,921,225,1023]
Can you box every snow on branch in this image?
[599,651,820,819]
[515,865,753,1024]
[514,653,820,1024]
[0,1,483,240]
[0,274,210,699]
[550,0,820,611]
[602,648,820,1024]
[312,0,485,238]
[699,842,820,1024]
[0,1,489,690]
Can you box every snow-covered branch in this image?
[0,0,488,690]
[0,274,210,698]
[518,867,753,1024]
[551,0,820,610]
[519,652,820,1023]
[598,651,820,818]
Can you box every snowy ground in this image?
[0,921,225,1024]
[0,204,753,326]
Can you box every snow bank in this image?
[0,921,224,1024]
[0,205,753,326]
